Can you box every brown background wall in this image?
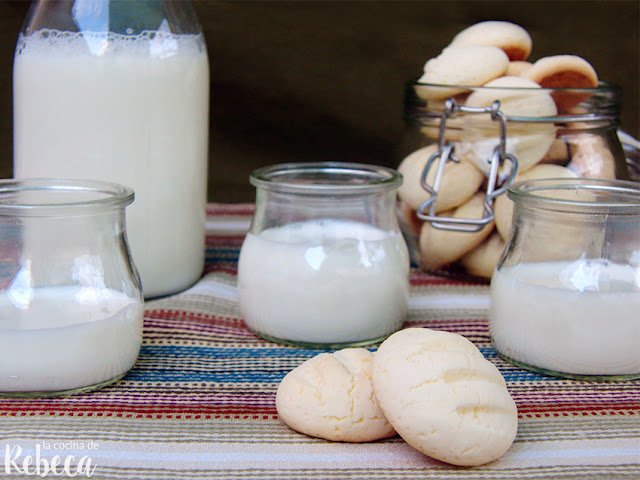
[0,0,638,202]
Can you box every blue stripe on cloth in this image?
[130,345,551,384]
[129,346,334,383]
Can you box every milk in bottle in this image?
[13,1,210,298]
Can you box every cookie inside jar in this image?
[396,21,629,280]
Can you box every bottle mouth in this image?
[507,178,640,214]
[250,162,403,195]
[0,178,134,216]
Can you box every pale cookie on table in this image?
[373,328,518,467]
[397,144,484,213]
[523,55,599,112]
[276,348,396,443]
[494,164,578,241]
[463,76,558,174]
[460,232,506,278]
[417,45,509,100]
[449,20,532,61]
[419,193,494,270]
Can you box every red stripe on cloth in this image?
[203,264,238,275]
[206,203,255,217]
[145,310,244,327]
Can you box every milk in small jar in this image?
[489,178,640,380]
[13,0,209,298]
[0,179,143,396]
[238,163,410,347]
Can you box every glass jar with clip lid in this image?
[396,81,633,279]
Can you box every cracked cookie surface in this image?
[276,348,396,442]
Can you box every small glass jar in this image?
[397,81,633,279]
[237,162,410,348]
[0,179,144,396]
[489,178,640,381]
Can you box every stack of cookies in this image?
[398,21,619,278]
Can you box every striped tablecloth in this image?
[1,203,638,479]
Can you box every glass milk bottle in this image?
[13,0,210,298]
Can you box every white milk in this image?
[13,30,210,298]
[0,286,143,392]
[237,219,410,344]
[490,260,640,376]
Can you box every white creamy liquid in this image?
[237,220,410,344]
[490,261,640,376]
[13,30,210,298]
[0,286,143,392]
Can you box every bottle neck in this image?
[22,0,202,36]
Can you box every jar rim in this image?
[250,162,403,195]
[0,178,134,216]
[507,178,640,214]
[407,80,621,94]
[404,80,621,124]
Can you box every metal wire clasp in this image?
[415,98,519,232]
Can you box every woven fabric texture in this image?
[0,204,638,479]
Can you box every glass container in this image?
[489,178,640,381]
[237,162,410,348]
[13,0,209,298]
[397,81,633,280]
[0,179,143,396]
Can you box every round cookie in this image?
[524,54,598,89]
[463,76,558,174]
[276,348,396,443]
[494,164,578,241]
[397,144,484,213]
[419,193,495,270]
[450,21,532,61]
[418,46,509,99]
[523,55,598,112]
[460,232,506,278]
[373,328,518,467]
[465,76,558,116]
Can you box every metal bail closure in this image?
[415,98,519,232]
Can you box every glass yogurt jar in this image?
[237,162,410,348]
[0,179,143,396]
[396,81,633,279]
[489,178,640,381]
